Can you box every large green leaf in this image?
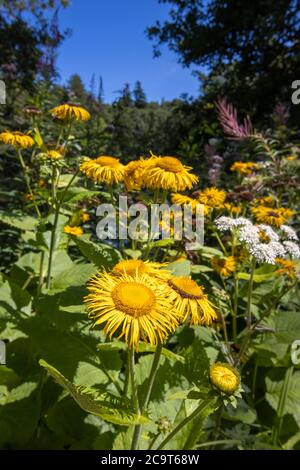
[40,360,148,426]
[265,370,300,422]
[75,237,121,269]
[51,263,97,290]
[0,211,38,231]
[58,187,99,204]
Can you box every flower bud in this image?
[210,362,240,394]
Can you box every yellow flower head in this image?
[168,276,217,326]
[252,195,276,207]
[0,130,34,149]
[275,258,298,280]
[211,256,236,277]
[286,155,297,161]
[252,206,294,227]
[63,225,84,237]
[198,187,226,208]
[47,149,63,160]
[230,161,260,175]
[171,193,210,216]
[80,156,125,185]
[112,259,171,281]
[84,272,179,348]
[124,160,145,191]
[50,104,90,121]
[210,362,240,394]
[223,203,242,215]
[143,156,198,192]
[81,212,90,223]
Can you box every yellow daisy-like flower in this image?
[84,272,179,348]
[210,363,240,394]
[81,213,90,223]
[251,206,294,227]
[63,225,84,237]
[80,156,125,185]
[0,130,34,149]
[50,104,90,121]
[275,258,298,280]
[252,195,276,207]
[168,276,217,325]
[286,155,297,161]
[198,187,226,208]
[111,259,171,281]
[123,160,145,191]
[223,203,242,215]
[171,193,210,216]
[211,256,236,277]
[230,161,260,175]
[143,156,198,192]
[47,150,63,160]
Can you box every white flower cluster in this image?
[215,216,251,232]
[214,217,300,264]
[238,223,285,264]
[280,225,299,241]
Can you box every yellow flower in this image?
[112,259,171,281]
[81,213,90,223]
[124,160,145,191]
[171,193,210,216]
[198,187,226,208]
[252,196,276,207]
[286,155,297,161]
[80,156,125,185]
[211,256,236,277]
[223,203,242,215]
[63,225,84,237]
[230,161,260,175]
[210,363,240,394]
[275,258,298,280]
[50,104,90,121]
[144,156,198,192]
[168,276,217,325]
[0,130,34,149]
[47,149,63,160]
[252,206,294,227]
[24,193,34,201]
[84,272,179,349]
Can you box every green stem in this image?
[157,400,212,450]
[37,250,45,295]
[272,366,294,445]
[233,273,239,341]
[129,347,141,450]
[18,150,41,217]
[46,205,60,289]
[246,258,256,329]
[131,341,163,449]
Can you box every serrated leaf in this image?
[40,360,148,426]
[75,237,121,269]
[0,211,38,231]
[58,187,99,204]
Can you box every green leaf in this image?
[0,211,38,231]
[0,381,40,448]
[137,343,185,363]
[167,259,191,276]
[75,237,121,269]
[40,360,148,426]
[58,187,99,204]
[265,370,300,420]
[51,263,97,290]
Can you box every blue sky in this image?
[56,0,200,103]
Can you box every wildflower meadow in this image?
[0,0,300,454]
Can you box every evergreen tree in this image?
[133,80,147,108]
[68,74,86,103]
[97,75,104,103]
